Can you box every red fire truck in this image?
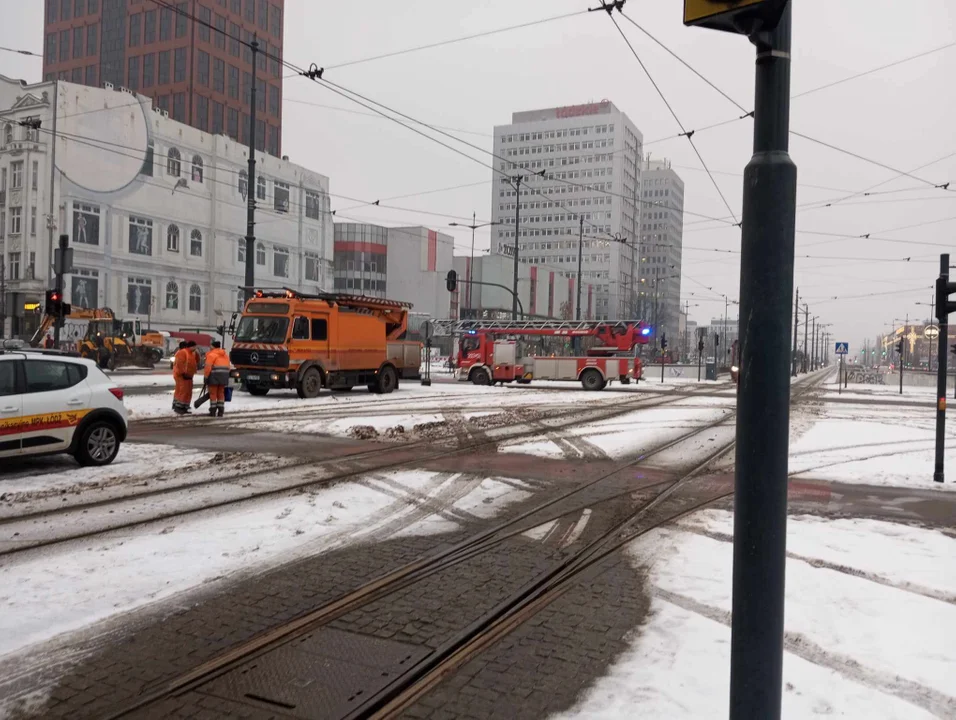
[427,319,652,390]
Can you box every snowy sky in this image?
[2,0,954,351]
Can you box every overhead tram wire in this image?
[598,6,739,224]
[0,45,42,58]
[284,98,494,138]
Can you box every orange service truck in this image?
[229,289,421,397]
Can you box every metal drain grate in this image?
[197,628,429,718]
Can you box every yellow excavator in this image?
[31,307,165,369]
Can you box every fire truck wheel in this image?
[470,368,492,386]
[298,367,323,399]
[581,369,606,391]
[374,365,398,394]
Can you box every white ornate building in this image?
[0,75,332,339]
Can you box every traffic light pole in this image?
[730,5,797,720]
[243,35,259,302]
[52,234,68,347]
[899,340,904,395]
[511,175,523,322]
[791,287,798,376]
[934,253,951,483]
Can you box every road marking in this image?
[562,508,592,548]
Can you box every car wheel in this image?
[298,367,323,399]
[581,369,605,391]
[374,365,398,394]
[75,421,121,466]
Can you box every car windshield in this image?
[235,316,289,344]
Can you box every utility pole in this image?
[934,253,954,483]
[576,215,585,321]
[791,287,799,376]
[802,303,809,373]
[243,34,259,301]
[697,328,704,382]
[52,233,69,346]
[724,295,729,365]
[811,316,816,371]
[511,175,523,321]
[0,263,5,339]
[46,80,59,288]
[727,4,797,719]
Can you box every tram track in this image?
[100,370,828,719]
[0,387,722,559]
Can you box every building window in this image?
[198,5,210,42]
[127,56,139,91]
[273,247,289,278]
[237,289,245,311]
[73,201,101,245]
[30,161,38,189]
[172,93,185,122]
[256,78,266,113]
[142,52,154,88]
[214,14,226,50]
[227,65,239,99]
[245,0,254,22]
[59,29,69,62]
[237,238,246,263]
[241,71,251,105]
[190,229,203,256]
[30,207,37,236]
[72,67,82,83]
[258,0,268,30]
[195,96,208,132]
[197,50,209,86]
[141,139,154,177]
[270,3,281,36]
[48,1,57,23]
[129,216,153,256]
[175,2,187,37]
[88,0,97,12]
[158,50,170,84]
[212,58,224,93]
[212,101,223,134]
[305,253,320,282]
[227,108,239,139]
[3,124,11,145]
[129,13,141,47]
[46,33,56,65]
[166,147,181,176]
[174,47,186,82]
[165,281,179,309]
[267,125,279,157]
[238,170,248,199]
[61,0,71,21]
[73,26,84,58]
[127,277,152,315]
[9,207,21,235]
[229,22,240,57]
[166,223,180,252]
[11,162,23,190]
[144,9,156,44]
[8,252,20,280]
[159,7,172,41]
[274,181,289,213]
[255,119,265,152]
[268,84,279,118]
[256,242,265,266]
[305,191,321,220]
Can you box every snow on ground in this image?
[789,400,956,491]
[109,369,176,389]
[0,470,529,661]
[818,380,940,403]
[555,511,956,719]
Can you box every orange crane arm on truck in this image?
[29,307,115,347]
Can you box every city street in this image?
[0,371,953,719]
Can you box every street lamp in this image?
[449,214,500,315]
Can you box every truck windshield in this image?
[235,316,289,343]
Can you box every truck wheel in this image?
[247,384,270,396]
[374,365,398,395]
[581,369,605,391]
[470,368,491,386]
[298,367,323,399]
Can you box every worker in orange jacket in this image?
[203,340,231,417]
[172,341,198,414]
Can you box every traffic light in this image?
[45,290,62,316]
[661,333,667,350]
[445,269,458,292]
[715,333,720,347]
[896,339,904,355]
[698,339,705,353]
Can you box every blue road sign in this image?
[835,342,849,355]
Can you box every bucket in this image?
[224,386,234,402]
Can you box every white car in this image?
[0,350,129,466]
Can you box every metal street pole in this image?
[698,329,703,382]
[730,5,797,720]
[576,215,584,321]
[791,287,799,376]
[0,263,5,339]
[802,303,809,373]
[52,233,67,346]
[46,80,58,288]
[511,175,523,321]
[470,211,476,312]
[810,316,816,371]
[934,253,949,483]
[243,35,259,301]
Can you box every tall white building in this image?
[639,157,684,345]
[0,75,333,340]
[491,101,643,321]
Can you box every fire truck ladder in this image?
[426,318,646,337]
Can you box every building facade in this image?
[491,101,643,322]
[0,76,331,339]
[333,223,454,320]
[452,253,595,322]
[639,157,684,346]
[42,0,284,156]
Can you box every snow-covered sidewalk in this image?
[555,510,956,719]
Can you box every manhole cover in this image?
[197,628,428,718]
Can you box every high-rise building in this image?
[639,157,684,346]
[41,0,285,156]
[491,101,643,321]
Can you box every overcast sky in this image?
[2,0,954,351]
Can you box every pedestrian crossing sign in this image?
[835,342,849,355]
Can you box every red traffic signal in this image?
[44,290,62,315]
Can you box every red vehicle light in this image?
[109,387,125,401]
